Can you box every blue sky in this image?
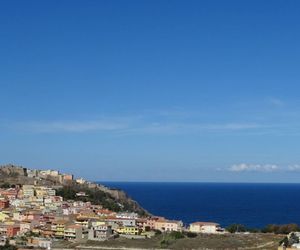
[1,0,300,182]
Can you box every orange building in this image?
[0,188,18,200]
[7,225,20,237]
[0,199,9,209]
[63,174,73,181]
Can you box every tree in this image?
[226,224,247,233]
[0,183,10,188]
[279,236,289,247]
[0,240,17,250]
[169,231,184,239]
[185,232,197,238]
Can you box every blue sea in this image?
[101,182,300,229]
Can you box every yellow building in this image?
[117,226,141,235]
[91,220,106,227]
[0,212,9,222]
[22,185,34,197]
[35,186,56,197]
[51,220,67,238]
[64,224,83,240]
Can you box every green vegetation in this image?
[56,186,122,211]
[226,224,248,233]
[55,186,77,200]
[280,236,289,247]
[0,240,17,250]
[0,183,16,189]
[0,183,11,188]
[153,229,162,235]
[226,223,299,234]
[184,231,198,238]
[160,231,185,248]
[262,223,300,234]
[169,231,185,239]
[0,246,17,250]
[53,232,283,250]
[280,232,299,247]
[56,185,143,213]
[25,231,40,237]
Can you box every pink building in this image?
[153,218,183,232]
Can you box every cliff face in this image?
[97,184,148,215]
[0,164,149,216]
[0,164,33,185]
[0,164,27,176]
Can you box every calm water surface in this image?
[101,182,300,228]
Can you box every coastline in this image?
[103,182,300,228]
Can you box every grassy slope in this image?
[53,233,284,250]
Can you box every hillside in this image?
[0,164,148,216]
[52,232,283,250]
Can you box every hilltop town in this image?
[0,164,232,249]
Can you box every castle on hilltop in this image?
[0,164,88,186]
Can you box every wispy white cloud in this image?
[288,165,300,172]
[9,106,273,135]
[266,97,285,107]
[123,122,264,135]
[200,123,262,130]
[16,120,129,133]
[12,119,265,135]
[229,163,279,172]
[227,163,300,173]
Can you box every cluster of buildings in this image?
[27,169,76,185]
[0,167,224,249]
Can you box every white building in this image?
[116,212,138,219]
[22,185,34,197]
[26,169,38,178]
[76,178,86,184]
[189,222,222,234]
[88,224,113,241]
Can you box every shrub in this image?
[0,240,17,250]
[154,229,162,235]
[185,231,198,238]
[169,231,184,239]
[279,236,289,247]
[160,239,169,248]
[289,232,300,245]
[0,183,10,188]
[226,224,247,233]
